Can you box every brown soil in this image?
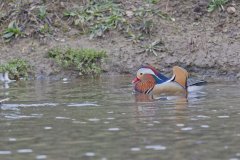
[0,0,239,80]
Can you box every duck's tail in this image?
[187,79,207,87]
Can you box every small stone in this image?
[126,11,134,18]
[194,7,201,13]
[60,2,65,7]
[237,73,240,79]
[60,39,65,42]
[222,28,228,33]
[227,7,236,14]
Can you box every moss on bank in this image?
[47,47,107,75]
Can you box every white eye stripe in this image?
[137,68,166,81]
[137,68,156,76]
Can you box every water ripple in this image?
[67,102,99,107]
[8,138,17,142]
[17,149,33,153]
[0,151,12,155]
[181,127,193,131]
[108,128,120,131]
[55,117,71,120]
[88,118,100,122]
[176,124,185,127]
[145,145,166,151]
[85,152,95,157]
[5,114,42,120]
[218,115,230,118]
[201,125,210,128]
[1,103,58,110]
[131,148,141,151]
[44,126,52,130]
[36,155,47,159]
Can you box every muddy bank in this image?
[0,0,239,80]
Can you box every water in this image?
[0,76,240,160]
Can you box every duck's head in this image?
[133,74,158,94]
[132,65,168,84]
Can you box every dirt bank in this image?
[0,0,239,80]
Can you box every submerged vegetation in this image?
[47,47,107,75]
[0,59,30,80]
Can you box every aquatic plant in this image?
[208,0,228,12]
[0,59,30,80]
[47,47,107,75]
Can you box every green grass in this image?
[145,0,160,4]
[137,40,165,56]
[0,1,173,44]
[2,21,22,42]
[47,47,107,75]
[64,0,126,39]
[38,6,47,20]
[0,59,30,80]
[63,0,172,39]
[125,7,173,42]
[1,2,51,41]
[208,0,228,12]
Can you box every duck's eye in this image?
[140,73,143,75]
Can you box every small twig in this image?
[0,2,4,11]
[166,0,170,11]
[135,50,145,54]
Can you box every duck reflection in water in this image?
[134,93,188,110]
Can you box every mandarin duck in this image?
[132,65,206,97]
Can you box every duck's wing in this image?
[171,66,188,89]
[151,66,188,95]
[153,81,186,95]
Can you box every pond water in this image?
[0,76,240,160]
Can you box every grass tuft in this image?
[64,0,126,39]
[2,21,22,42]
[0,59,30,80]
[48,47,107,75]
[208,0,228,12]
